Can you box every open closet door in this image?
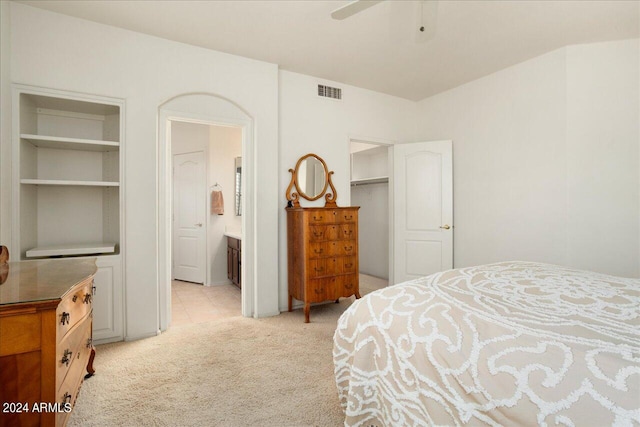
[393,140,453,284]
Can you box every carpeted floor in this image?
[69,298,358,427]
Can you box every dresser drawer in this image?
[335,274,358,297]
[326,241,357,257]
[56,278,93,340]
[339,224,356,240]
[306,278,336,303]
[309,225,340,242]
[56,313,92,392]
[337,210,357,224]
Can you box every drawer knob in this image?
[61,349,73,366]
[83,293,92,304]
[62,392,72,405]
[60,312,70,325]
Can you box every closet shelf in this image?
[350,176,389,186]
[21,179,120,187]
[21,134,119,152]
[25,242,116,258]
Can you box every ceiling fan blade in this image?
[331,0,383,20]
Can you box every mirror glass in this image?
[234,157,242,216]
[297,156,326,199]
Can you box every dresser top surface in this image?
[0,258,97,307]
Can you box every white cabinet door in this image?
[93,255,123,343]
[393,140,453,284]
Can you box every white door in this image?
[393,140,453,284]
[172,151,207,283]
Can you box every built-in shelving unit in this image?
[13,85,125,344]
[14,88,122,259]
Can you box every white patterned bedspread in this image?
[333,262,640,426]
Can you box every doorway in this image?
[349,140,392,294]
[158,93,254,332]
[169,119,243,326]
[349,138,454,288]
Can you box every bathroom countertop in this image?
[224,231,242,240]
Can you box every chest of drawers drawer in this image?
[56,277,94,339]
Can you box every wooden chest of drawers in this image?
[0,258,97,427]
[286,206,360,322]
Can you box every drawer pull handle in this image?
[314,288,323,295]
[345,283,353,289]
[86,338,93,348]
[345,263,353,268]
[314,267,324,272]
[61,349,73,366]
[83,293,92,304]
[344,246,353,251]
[61,312,70,325]
[344,230,353,235]
[313,232,324,238]
[314,248,324,254]
[313,215,323,221]
[62,392,72,405]
[344,215,353,220]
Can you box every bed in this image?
[333,262,640,426]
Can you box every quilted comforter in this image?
[333,262,640,426]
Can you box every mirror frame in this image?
[286,153,337,208]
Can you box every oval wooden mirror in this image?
[286,153,337,207]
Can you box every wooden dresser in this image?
[285,153,361,323]
[287,206,361,322]
[0,257,97,427]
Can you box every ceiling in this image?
[17,0,640,101]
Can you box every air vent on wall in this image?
[318,84,342,100]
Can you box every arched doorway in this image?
[157,93,254,331]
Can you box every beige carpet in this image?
[69,299,355,427]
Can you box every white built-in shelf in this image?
[21,179,120,187]
[21,134,119,152]
[25,242,116,258]
[350,176,389,186]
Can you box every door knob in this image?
[195,223,203,227]
[439,224,451,230]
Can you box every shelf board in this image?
[350,176,389,186]
[21,179,119,187]
[21,134,119,152]
[25,242,116,258]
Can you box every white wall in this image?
[417,39,639,278]
[4,3,280,340]
[278,70,419,310]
